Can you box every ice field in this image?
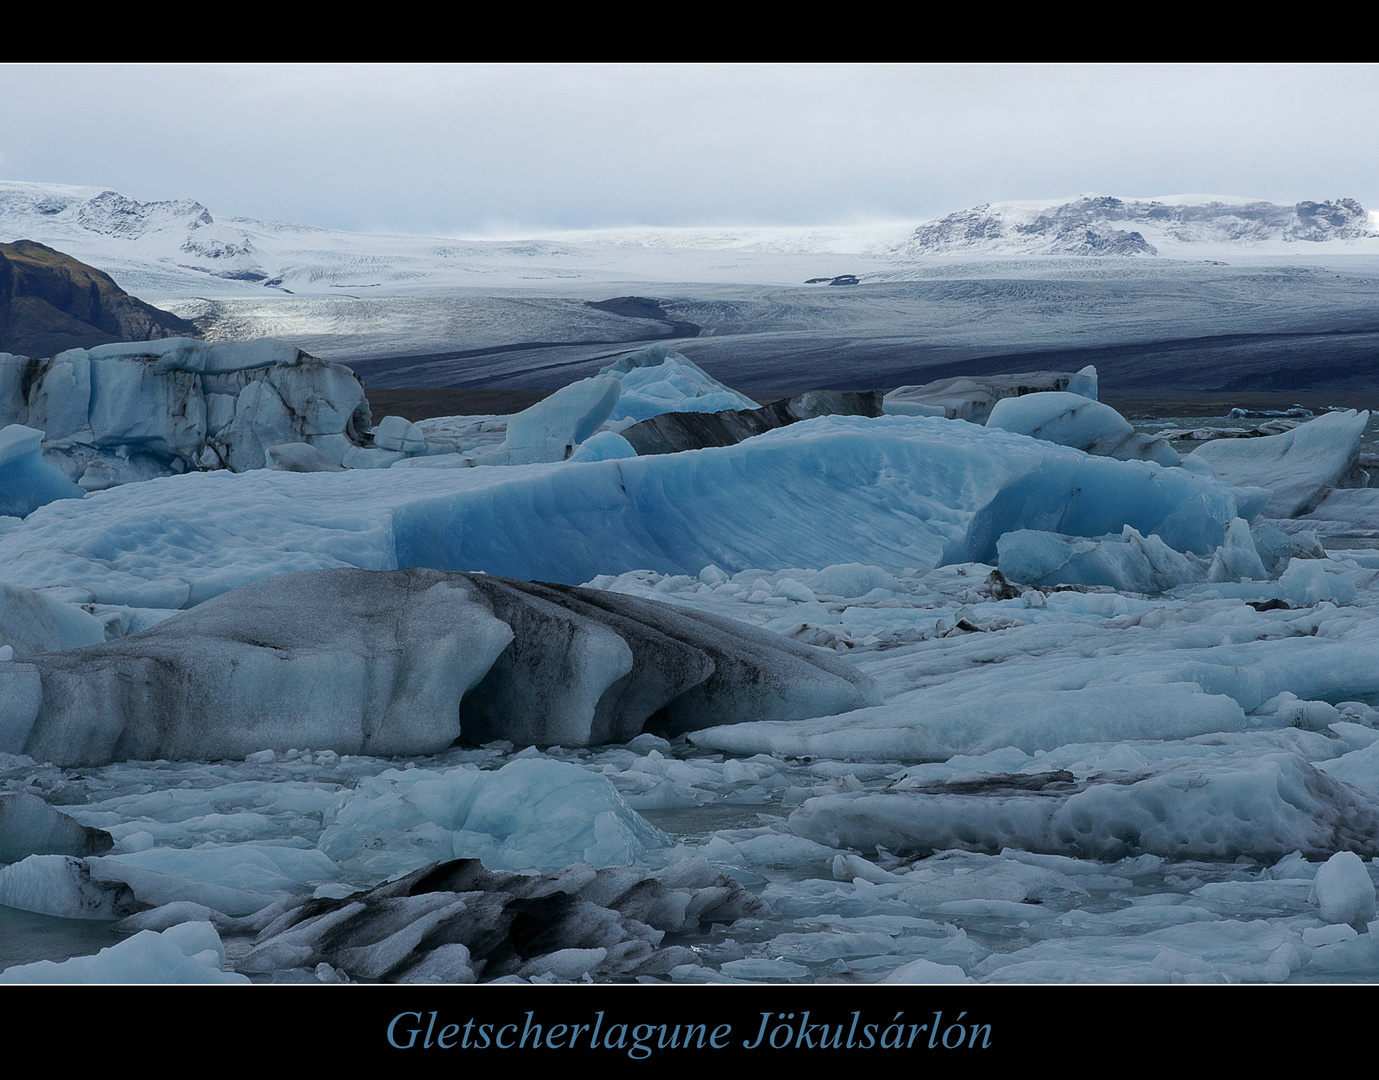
[3,339,1379,984]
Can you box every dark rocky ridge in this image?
[0,240,200,357]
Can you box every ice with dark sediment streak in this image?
[789,749,1379,862]
[882,366,1098,422]
[238,856,765,983]
[0,566,877,766]
[2,339,374,485]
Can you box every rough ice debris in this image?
[241,857,763,982]
[2,338,372,484]
[318,758,670,874]
[998,526,1209,592]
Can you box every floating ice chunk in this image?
[693,684,1247,762]
[0,415,1263,604]
[1206,518,1270,582]
[0,794,112,863]
[319,759,669,875]
[881,397,946,418]
[600,345,757,423]
[0,425,83,517]
[792,751,1379,863]
[1250,523,1323,574]
[1310,851,1377,926]
[1316,742,1379,798]
[10,567,877,765]
[1067,365,1098,400]
[95,843,339,904]
[495,376,621,464]
[0,854,137,919]
[567,430,637,462]
[11,339,371,481]
[15,567,512,766]
[1187,410,1370,517]
[883,369,1098,423]
[371,415,427,454]
[266,442,348,473]
[997,527,1207,592]
[986,392,1177,465]
[0,581,105,657]
[0,921,248,984]
[811,563,904,597]
[1303,923,1358,947]
[1275,558,1357,606]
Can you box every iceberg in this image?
[2,338,373,484]
[986,391,1178,465]
[883,366,1098,423]
[0,415,1264,608]
[2,567,877,765]
[1187,410,1370,517]
[599,344,758,423]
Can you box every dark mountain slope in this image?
[0,240,199,356]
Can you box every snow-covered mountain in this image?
[894,194,1379,258]
[7,182,1379,309]
[0,181,914,298]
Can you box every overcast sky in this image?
[3,64,1376,236]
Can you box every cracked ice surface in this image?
[4,545,1379,982]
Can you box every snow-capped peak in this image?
[894,194,1379,258]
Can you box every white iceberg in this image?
[1187,409,1370,517]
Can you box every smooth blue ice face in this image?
[0,426,83,518]
[0,414,1258,607]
